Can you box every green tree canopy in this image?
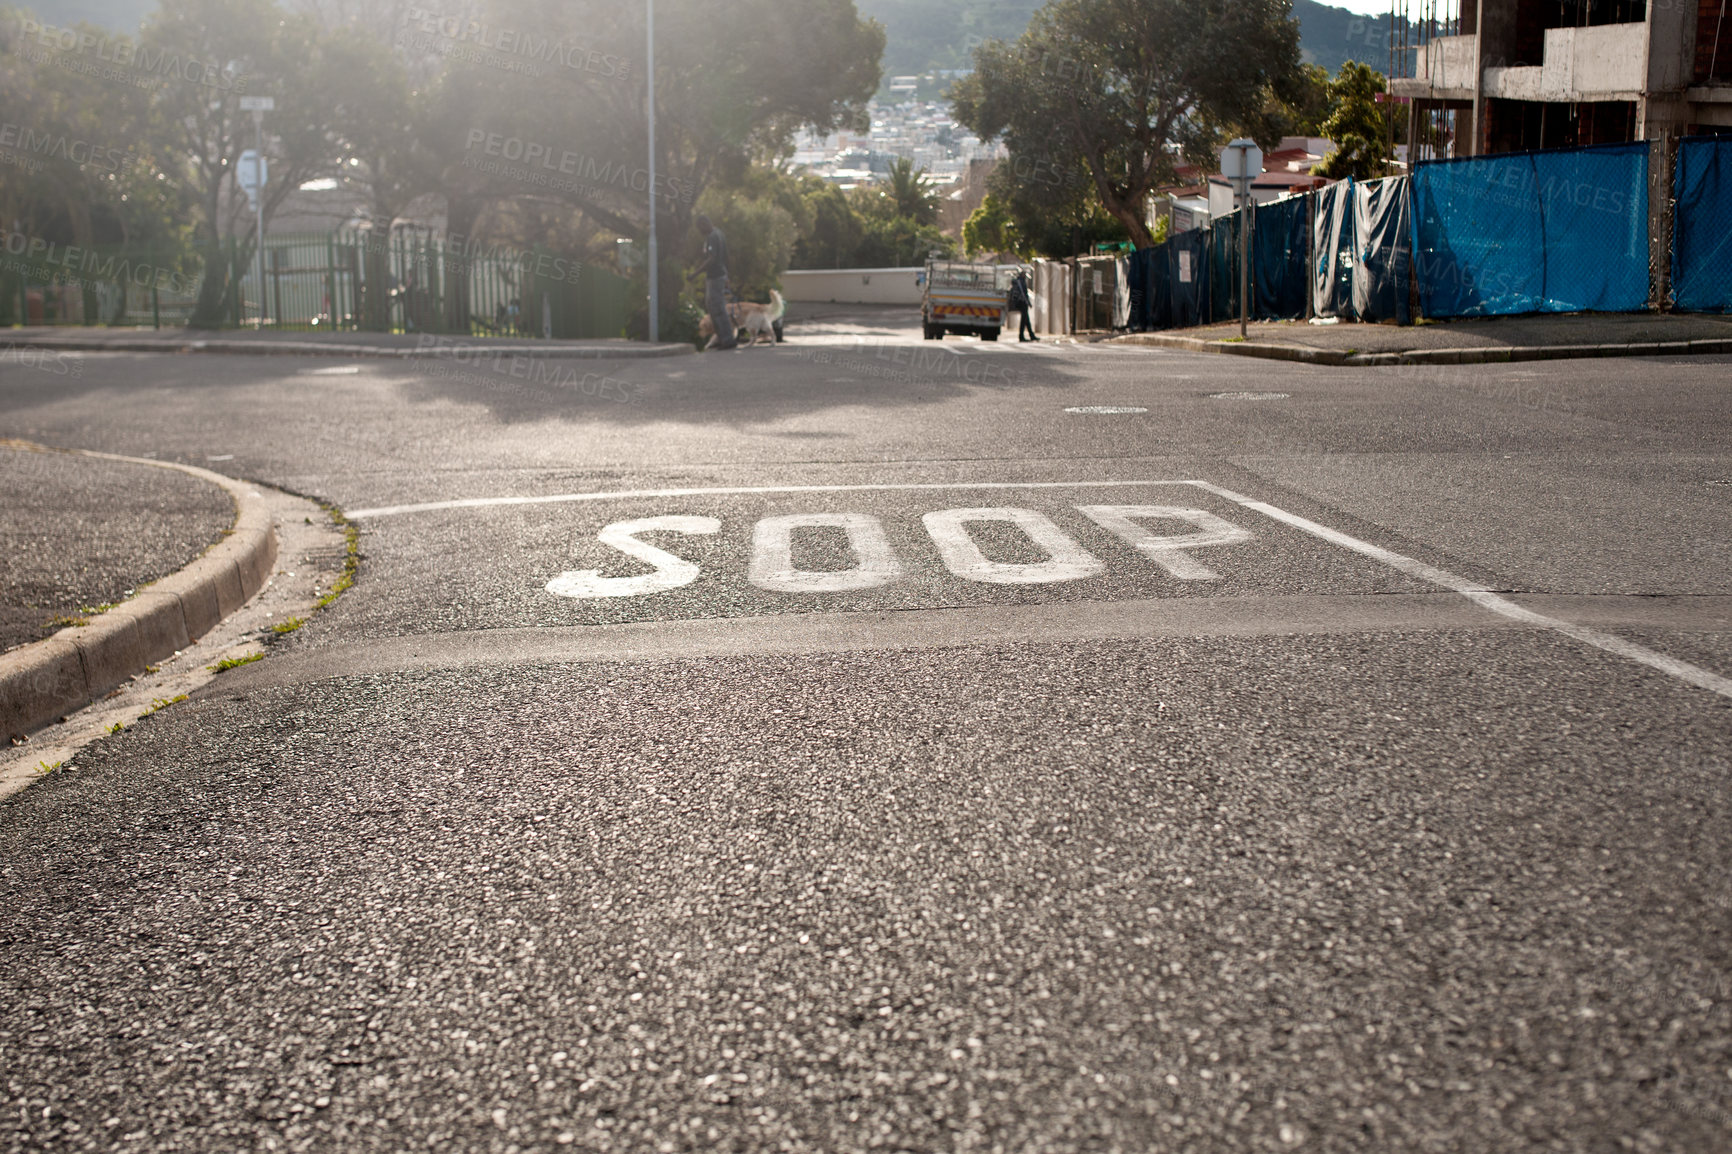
[1314,61,1389,180]
[962,192,1018,257]
[951,0,1302,249]
[882,156,939,226]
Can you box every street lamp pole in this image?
[253,109,266,328]
[646,0,658,343]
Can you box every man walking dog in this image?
[696,213,736,351]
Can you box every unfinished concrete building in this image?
[1391,0,1729,302]
[1390,0,1732,155]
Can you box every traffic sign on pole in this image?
[1219,139,1262,339]
[238,97,272,328]
[237,149,267,200]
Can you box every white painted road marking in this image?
[544,515,719,599]
[921,508,1106,585]
[354,480,1732,701]
[748,513,901,594]
[1064,406,1147,414]
[1077,506,1253,581]
[552,505,1248,595]
[1188,480,1732,701]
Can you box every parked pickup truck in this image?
[921,260,1014,340]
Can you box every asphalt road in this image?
[1,324,1729,1153]
[0,444,233,652]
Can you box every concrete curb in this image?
[0,446,278,741]
[1109,332,1732,366]
[0,336,694,360]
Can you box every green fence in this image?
[1,229,627,338]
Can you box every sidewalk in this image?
[1107,312,1732,365]
[0,442,276,742]
[0,326,693,359]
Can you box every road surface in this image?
[2,323,1729,1152]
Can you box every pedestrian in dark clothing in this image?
[696,213,736,350]
[1011,269,1037,342]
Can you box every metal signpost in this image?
[1220,138,1263,339]
[239,96,274,328]
[646,0,658,343]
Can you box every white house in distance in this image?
[1151,137,1336,233]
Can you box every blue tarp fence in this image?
[1673,136,1732,313]
[1122,139,1689,331]
[1209,212,1241,323]
[1353,177,1412,324]
[1312,180,1354,319]
[1136,227,1209,330]
[1313,177,1411,323]
[1412,142,1648,317]
[1255,195,1310,321]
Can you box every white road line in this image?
[348,477,1732,701]
[347,480,1195,520]
[1188,480,1732,701]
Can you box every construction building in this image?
[1390,0,1730,303]
[1389,0,1732,155]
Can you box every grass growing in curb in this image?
[317,507,360,610]
[271,616,306,635]
[142,694,188,716]
[33,760,62,776]
[209,651,264,672]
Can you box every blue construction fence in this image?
[1127,137,1732,329]
[1673,136,1732,314]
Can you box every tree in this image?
[1263,62,1331,139]
[499,0,884,331]
[847,185,954,265]
[790,177,864,268]
[1314,61,1389,180]
[313,32,437,329]
[951,0,1302,249]
[138,0,341,325]
[962,192,1018,256]
[883,156,939,226]
[694,163,811,296]
[0,10,194,249]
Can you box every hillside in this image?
[33,0,1406,82]
[855,0,1405,81]
[1293,0,1405,75]
[21,0,154,30]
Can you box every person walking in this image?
[1011,269,1037,342]
[695,213,736,351]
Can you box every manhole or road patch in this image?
[1064,405,1148,414]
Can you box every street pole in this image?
[1239,180,1250,340]
[253,109,266,329]
[646,0,658,343]
[1220,139,1260,340]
